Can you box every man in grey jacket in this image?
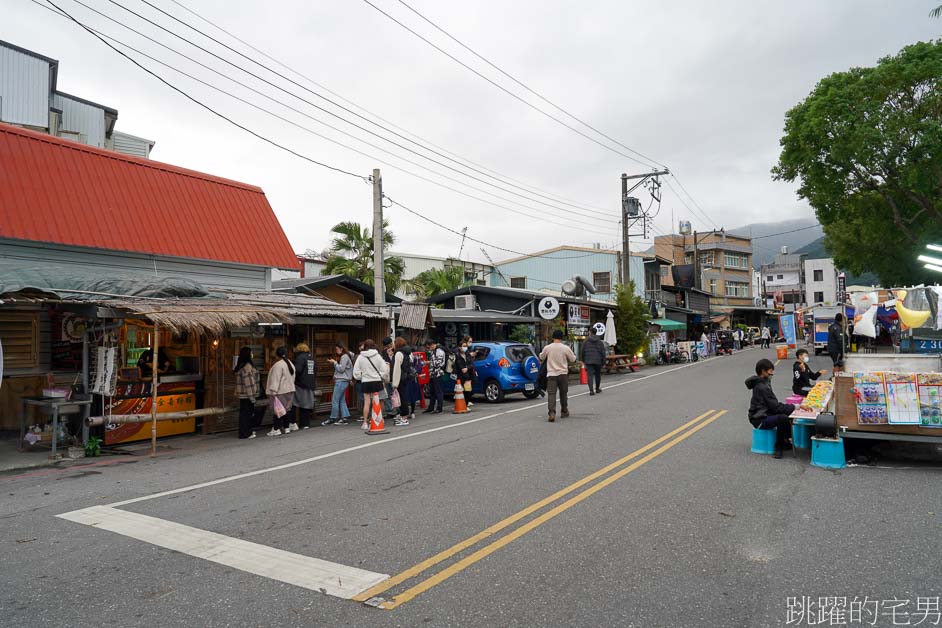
[581,329,608,395]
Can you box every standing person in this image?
[454,341,476,407]
[352,339,389,429]
[700,331,710,359]
[746,358,796,459]
[292,343,316,431]
[761,326,771,349]
[381,337,396,419]
[424,339,446,414]
[827,313,847,375]
[539,330,577,422]
[407,350,423,420]
[580,327,607,395]
[323,343,354,425]
[733,328,741,351]
[265,346,296,436]
[460,336,477,406]
[390,337,414,426]
[234,346,259,440]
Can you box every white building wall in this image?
[53,92,107,147]
[804,258,839,305]
[110,131,154,158]
[0,45,51,128]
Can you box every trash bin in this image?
[776,345,788,360]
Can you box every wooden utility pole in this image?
[372,168,385,306]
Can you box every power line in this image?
[167,0,616,215]
[111,0,621,222]
[42,0,368,181]
[359,0,660,171]
[750,224,822,239]
[42,0,617,233]
[37,0,619,238]
[393,0,669,171]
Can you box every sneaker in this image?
[548,413,556,422]
[409,413,416,420]
[361,421,369,430]
[336,418,349,425]
[432,410,443,415]
[589,390,595,396]
[394,418,410,426]
[248,432,256,439]
[468,402,475,407]
[321,419,336,426]
[288,422,300,432]
[561,411,570,418]
[266,429,281,437]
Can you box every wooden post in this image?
[151,322,159,457]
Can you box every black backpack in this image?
[400,350,417,382]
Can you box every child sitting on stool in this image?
[792,348,827,397]
[746,358,796,459]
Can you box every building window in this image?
[0,312,39,369]
[724,253,748,269]
[708,279,717,295]
[813,269,824,282]
[593,271,611,294]
[699,252,714,267]
[510,276,527,289]
[725,281,750,298]
[777,274,784,280]
[814,291,824,303]
[767,275,773,282]
[660,266,669,278]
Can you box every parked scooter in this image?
[656,343,689,365]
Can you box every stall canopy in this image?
[649,318,686,331]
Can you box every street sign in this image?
[538,297,560,320]
[568,304,590,325]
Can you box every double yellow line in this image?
[353,408,728,610]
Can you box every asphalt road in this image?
[1,348,940,627]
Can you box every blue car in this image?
[469,342,542,403]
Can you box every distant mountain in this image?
[728,218,823,268]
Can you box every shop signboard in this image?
[567,304,590,326]
[538,297,560,320]
[567,324,589,338]
[779,314,798,348]
[104,381,196,445]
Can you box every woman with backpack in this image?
[265,346,296,436]
[323,342,354,425]
[352,339,389,429]
[390,336,414,427]
[292,343,316,431]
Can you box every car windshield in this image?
[505,345,535,363]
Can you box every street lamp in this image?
[919,244,942,274]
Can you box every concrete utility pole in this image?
[372,168,384,306]
[621,170,669,291]
[621,173,630,288]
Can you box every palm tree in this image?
[406,266,469,299]
[322,220,405,294]
[932,4,942,17]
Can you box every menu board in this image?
[917,373,942,427]
[884,372,921,424]
[853,373,888,425]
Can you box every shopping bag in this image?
[272,395,287,418]
[463,380,472,392]
[390,388,401,409]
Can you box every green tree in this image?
[508,324,533,344]
[322,220,405,294]
[614,281,650,355]
[772,41,942,286]
[406,266,468,299]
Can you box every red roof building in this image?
[0,122,299,270]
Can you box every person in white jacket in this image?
[352,339,389,429]
[265,346,296,436]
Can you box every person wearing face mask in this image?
[746,358,796,459]
[454,342,477,406]
[791,348,826,397]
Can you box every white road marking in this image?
[57,506,388,599]
[106,357,715,508]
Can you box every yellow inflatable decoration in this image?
[894,289,931,330]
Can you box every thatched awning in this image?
[95,298,290,334]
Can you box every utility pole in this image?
[621,173,630,288]
[621,170,669,292]
[693,230,700,291]
[372,168,384,306]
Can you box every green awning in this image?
[649,318,686,331]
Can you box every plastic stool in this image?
[792,419,814,449]
[751,427,776,455]
[811,436,846,469]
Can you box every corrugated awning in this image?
[649,318,687,331]
[431,310,540,323]
[398,302,431,330]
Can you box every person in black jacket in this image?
[792,348,826,396]
[746,358,796,458]
[580,330,608,395]
[827,313,846,375]
[292,343,316,430]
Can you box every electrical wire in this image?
[166,0,617,215]
[110,0,621,221]
[37,0,618,234]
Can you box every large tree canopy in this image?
[322,220,405,294]
[406,266,469,300]
[772,40,942,285]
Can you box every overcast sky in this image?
[4,0,940,262]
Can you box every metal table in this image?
[20,396,93,458]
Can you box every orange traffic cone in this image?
[453,379,469,414]
[365,392,388,435]
[579,365,589,385]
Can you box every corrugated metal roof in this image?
[0,123,299,269]
[398,302,431,329]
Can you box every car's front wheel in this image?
[484,380,505,403]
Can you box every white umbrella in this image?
[604,309,618,347]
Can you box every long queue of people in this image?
[232,335,479,439]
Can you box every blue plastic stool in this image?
[751,427,776,455]
[792,419,814,449]
[811,436,846,469]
